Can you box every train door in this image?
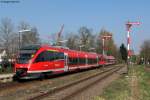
[96,56,99,66]
[64,53,68,72]
[85,55,88,66]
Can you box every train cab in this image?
[14,45,66,80]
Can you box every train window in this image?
[68,57,78,65]
[34,51,55,62]
[68,57,72,65]
[78,58,86,65]
[74,58,78,65]
[35,51,64,63]
[87,58,97,64]
[54,52,64,60]
[58,53,64,59]
[69,57,74,65]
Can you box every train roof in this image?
[39,45,99,57]
[21,44,113,59]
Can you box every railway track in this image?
[0,67,102,91]
[0,81,19,90]
[0,64,124,100]
[28,65,124,100]
[0,65,114,91]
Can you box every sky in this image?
[0,0,150,54]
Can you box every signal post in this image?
[101,35,112,69]
[126,21,140,73]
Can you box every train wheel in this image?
[12,74,18,81]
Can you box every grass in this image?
[97,75,130,100]
[135,65,150,99]
[94,65,150,100]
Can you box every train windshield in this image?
[16,45,40,64]
[17,50,37,64]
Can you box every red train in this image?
[13,44,116,80]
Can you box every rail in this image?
[29,65,124,100]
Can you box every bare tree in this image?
[95,34,103,54]
[78,26,93,51]
[18,21,30,30]
[21,27,40,46]
[0,18,15,58]
[66,33,79,50]
[9,33,19,56]
[18,21,40,47]
[140,40,150,64]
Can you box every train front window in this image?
[17,45,40,64]
[17,49,38,64]
[17,53,33,64]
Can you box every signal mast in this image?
[101,35,112,56]
[126,21,140,72]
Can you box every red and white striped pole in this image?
[126,23,132,60]
[126,21,140,71]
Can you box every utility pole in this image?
[126,21,140,73]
